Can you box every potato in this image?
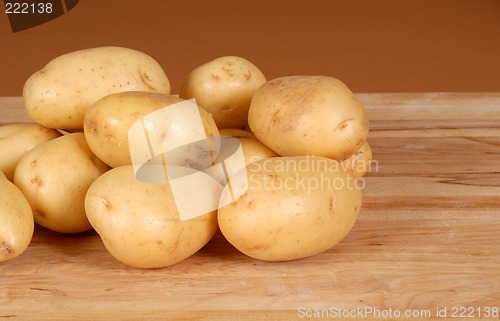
[85,165,219,268]
[217,128,277,164]
[179,56,267,129]
[23,46,170,130]
[201,136,278,189]
[239,137,279,165]
[340,140,373,178]
[0,123,61,181]
[14,133,109,233]
[0,171,34,263]
[218,156,362,261]
[84,92,221,169]
[248,76,369,161]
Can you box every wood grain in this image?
[1,93,499,321]
[0,97,32,124]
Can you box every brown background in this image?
[0,0,499,96]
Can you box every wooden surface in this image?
[1,93,499,320]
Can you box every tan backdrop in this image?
[1,0,499,96]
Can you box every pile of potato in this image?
[0,46,371,267]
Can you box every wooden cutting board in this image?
[1,93,499,321]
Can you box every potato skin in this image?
[217,156,362,261]
[13,133,109,233]
[217,129,277,165]
[0,123,61,181]
[84,92,221,169]
[85,165,219,268]
[0,171,34,263]
[248,76,369,161]
[239,137,279,165]
[23,46,170,130]
[84,92,184,168]
[179,56,266,129]
[340,140,373,178]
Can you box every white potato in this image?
[85,165,219,268]
[218,156,362,261]
[0,171,34,263]
[216,128,277,164]
[23,46,170,130]
[84,92,221,169]
[248,76,369,160]
[239,137,279,165]
[14,133,109,233]
[0,123,61,181]
[340,140,373,178]
[180,56,267,129]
